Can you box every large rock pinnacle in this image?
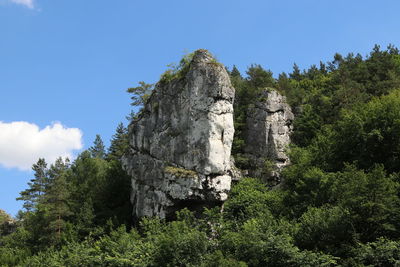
[245,89,294,185]
[122,50,235,219]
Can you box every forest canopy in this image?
[2,45,400,266]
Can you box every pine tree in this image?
[246,64,275,88]
[107,123,129,161]
[17,158,48,212]
[42,158,72,245]
[290,63,302,81]
[230,65,242,78]
[47,157,70,183]
[76,198,95,236]
[89,134,106,159]
[127,81,154,107]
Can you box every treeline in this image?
[2,45,400,266]
[0,123,132,265]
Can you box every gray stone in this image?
[0,209,16,235]
[122,50,235,219]
[245,89,293,185]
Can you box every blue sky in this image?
[1,0,400,216]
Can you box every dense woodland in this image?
[2,45,400,266]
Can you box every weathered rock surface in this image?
[122,50,235,219]
[245,89,294,185]
[0,209,16,235]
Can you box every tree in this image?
[333,164,399,242]
[127,81,154,107]
[0,209,12,225]
[68,151,108,224]
[351,238,400,266]
[107,123,129,161]
[75,198,95,237]
[230,65,241,78]
[126,81,154,121]
[322,89,400,172]
[220,218,337,266]
[42,158,72,245]
[0,209,16,236]
[246,64,275,89]
[97,160,132,226]
[295,206,354,255]
[89,134,106,159]
[17,158,48,212]
[290,63,302,81]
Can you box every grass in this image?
[164,166,197,178]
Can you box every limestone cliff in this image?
[245,89,294,185]
[122,50,235,219]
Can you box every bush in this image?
[350,238,400,266]
[220,218,337,267]
[295,206,354,255]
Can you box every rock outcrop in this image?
[122,50,235,219]
[245,89,294,185]
[0,209,16,235]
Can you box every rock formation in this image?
[245,89,294,185]
[0,209,16,235]
[122,50,235,219]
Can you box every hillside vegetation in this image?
[2,45,400,266]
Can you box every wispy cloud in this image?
[10,0,34,9]
[0,121,83,171]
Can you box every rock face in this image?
[245,89,294,185]
[122,50,235,219]
[0,209,16,235]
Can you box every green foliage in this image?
[261,158,275,178]
[295,206,354,255]
[107,123,129,161]
[291,104,322,147]
[9,126,132,256]
[150,221,209,266]
[126,81,155,121]
[223,178,285,223]
[0,210,14,237]
[326,90,400,172]
[16,158,48,212]
[164,166,197,178]
[333,164,399,241]
[0,226,32,266]
[245,64,275,89]
[284,156,400,243]
[89,134,106,159]
[159,52,195,84]
[0,210,10,224]
[4,45,400,266]
[220,218,337,267]
[127,81,154,107]
[282,45,400,147]
[349,238,400,266]
[200,251,247,267]
[231,65,276,163]
[283,154,336,216]
[41,158,73,246]
[0,247,31,267]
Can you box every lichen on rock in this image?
[122,49,235,219]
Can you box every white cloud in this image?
[0,121,83,171]
[10,0,34,9]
